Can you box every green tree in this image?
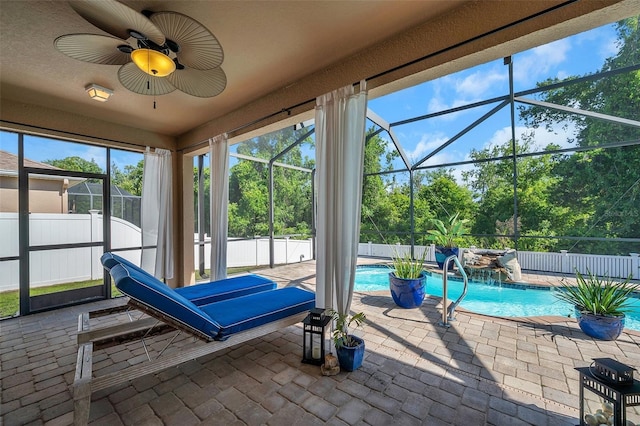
[44,156,103,174]
[463,137,571,249]
[228,128,314,238]
[415,169,475,246]
[519,17,640,254]
[193,162,211,234]
[111,160,144,196]
[360,129,402,243]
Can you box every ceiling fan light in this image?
[131,49,176,77]
[85,83,113,102]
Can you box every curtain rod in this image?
[178,0,578,154]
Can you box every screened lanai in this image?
[191,17,640,282]
[2,2,640,426]
[68,181,141,227]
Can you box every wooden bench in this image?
[72,305,306,425]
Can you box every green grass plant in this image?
[0,279,117,318]
[2,265,271,318]
[391,249,427,279]
[554,269,639,316]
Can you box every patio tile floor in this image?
[1,259,639,425]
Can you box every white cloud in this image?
[485,126,525,150]
[407,133,449,163]
[456,69,506,98]
[426,65,507,121]
[599,37,619,61]
[513,39,571,85]
[427,97,479,121]
[528,120,578,149]
[85,146,107,167]
[485,121,578,151]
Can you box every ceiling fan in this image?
[54,0,226,99]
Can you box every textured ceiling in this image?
[0,0,463,138]
[1,0,636,150]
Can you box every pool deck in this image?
[2,258,639,425]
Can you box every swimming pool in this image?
[354,265,640,332]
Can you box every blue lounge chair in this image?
[110,262,315,341]
[75,260,316,424]
[101,252,276,305]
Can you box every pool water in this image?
[355,266,640,332]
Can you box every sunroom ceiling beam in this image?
[515,97,640,128]
[230,153,312,173]
[366,108,411,170]
[412,100,510,170]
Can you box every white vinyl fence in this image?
[1,213,637,292]
[197,237,312,270]
[0,212,312,292]
[358,242,640,280]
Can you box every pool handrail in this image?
[438,254,469,328]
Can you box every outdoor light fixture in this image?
[131,49,176,77]
[302,308,330,365]
[85,84,113,102]
[576,358,640,426]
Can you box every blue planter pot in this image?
[435,247,459,270]
[389,272,426,309]
[575,308,625,341]
[335,336,365,371]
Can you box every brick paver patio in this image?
[1,259,639,425]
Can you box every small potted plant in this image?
[427,212,468,270]
[554,269,638,340]
[389,248,428,308]
[329,310,366,371]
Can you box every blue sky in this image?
[367,22,619,172]
[1,21,620,173]
[0,132,143,173]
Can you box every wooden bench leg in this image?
[73,342,93,425]
[74,312,93,426]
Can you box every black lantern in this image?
[302,308,331,365]
[575,358,640,426]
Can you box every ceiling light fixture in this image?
[85,83,113,102]
[131,49,176,77]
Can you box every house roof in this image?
[0,149,85,187]
[0,150,61,171]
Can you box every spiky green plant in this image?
[554,269,638,316]
[329,310,366,348]
[426,212,468,248]
[391,248,427,279]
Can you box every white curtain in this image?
[315,81,368,315]
[141,148,174,280]
[209,134,229,281]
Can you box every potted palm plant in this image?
[389,248,428,308]
[329,310,366,371]
[554,269,638,340]
[427,212,468,270]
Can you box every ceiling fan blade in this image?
[150,12,223,70]
[118,63,176,96]
[69,0,165,46]
[54,34,131,65]
[167,67,226,98]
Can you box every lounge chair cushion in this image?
[101,252,140,273]
[200,287,315,340]
[174,275,276,305]
[110,263,316,341]
[110,263,221,339]
[101,252,276,305]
